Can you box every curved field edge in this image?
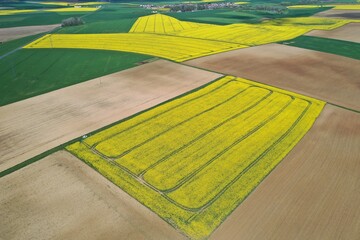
[65,76,325,239]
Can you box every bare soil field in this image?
[0,24,60,42]
[0,60,221,172]
[306,23,360,43]
[0,151,185,240]
[211,104,360,240]
[314,9,360,19]
[186,44,360,111]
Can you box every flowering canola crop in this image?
[66,76,325,239]
[23,33,246,62]
[0,7,98,15]
[130,13,209,34]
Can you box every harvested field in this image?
[314,9,360,19]
[0,60,221,172]
[66,76,324,239]
[306,23,360,43]
[210,105,360,240]
[186,44,360,111]
[0,150,185,240]
[0,24,59,42]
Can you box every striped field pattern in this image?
[66,76,325,239]
[129,13,209,34]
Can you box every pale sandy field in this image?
[0,151,185,240]
[211,104,360,240]
[315,9,360,19]
[306,23,360,43]
[186,44,360,111]
[0,60,221,172]
[0,24,60,42]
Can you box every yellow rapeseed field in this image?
[66,76,325,239]
[130,13,208,34]
[23,33,246,62]
[27,1,108,6]
[0,9,36,15]
[0,7,98,15]
[44,7,99,12]
[129,14,356,46]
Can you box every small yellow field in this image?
[45,7,99,12]
[23,33,246,62]
[0,9,36,15]
[27,1,108,6]
[331,4,360,10]
[66,76,325,239]
[0,6,98,15]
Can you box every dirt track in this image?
[186,44,360,111]
[314,9,360,19]
[306,23,360,43]
[0,151,185,240]
[211,105,360,240]
[0,60,221,172]
[0,24,60,42]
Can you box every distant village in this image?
[140,2,239,12]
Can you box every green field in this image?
[0,33,44,56]
[0,11,88,28]
[0,48,151,106]
[56,4,152,34]
[165,6,331,24]
[281,36,360,60]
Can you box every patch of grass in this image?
[0,33,43,56]
[280,35,360,60]
[0,48,151,106]
[0,11,86,28]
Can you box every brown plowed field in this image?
[0,151,186,240]
[0,24,60,42]
[186,44,360,111]
[211,104,360,240]
[0,60,221,172]
[306,23,360,43]
[314,9,360,19]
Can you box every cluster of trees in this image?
[61,17,84,27]
[167,2,238,12]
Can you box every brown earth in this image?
[211,104,360,240]
[186,44,360,111]
[314,9,360,19]
[306,23,360,43]
[0,24,60,42]
[0,150,186,240]
[0,60,221,172]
